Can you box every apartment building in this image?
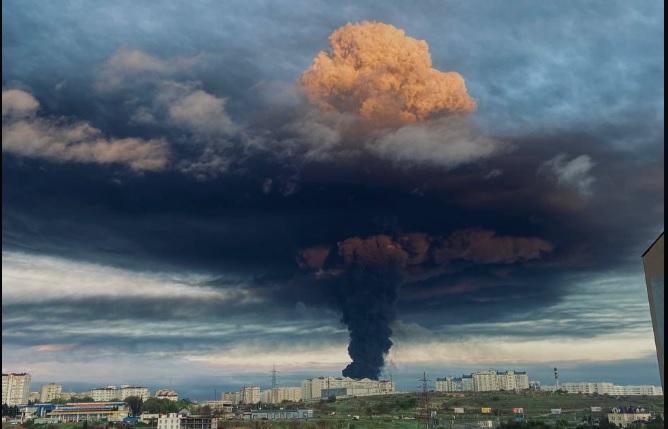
[88,385,150,401]
[2,373,32,405]
[260,387,302,404]
[155,389,179,401]
[436,370,529,393]
[221,391,239,404]
[239,386,260,405]
[541,382,663,396]
[300,376,395,400]
[40,383,62,403]
[473,370,500,392]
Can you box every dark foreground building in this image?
[642,232,664,390]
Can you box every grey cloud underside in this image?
[3,127,662,321]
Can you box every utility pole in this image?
[417,372,433,429]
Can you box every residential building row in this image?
[220,377,395,405]
[2,373,176,406]
[301,376,395,400]
[435,370,530,392]
[541,382,663,396]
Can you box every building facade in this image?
[157,413,182,429]
[155,389,179,401]
[221,391,239,404]
[642,232,664,390]
[46,401,128,422]
[300,377,394,400]
[239,386,260,405]
[247,409,313,420]
[40,384,63,403]
[436,370,528,393]
[607,406,652,428]
[260,387,302,404]
[157,413,218,429]
[541,382,662,396]
[2,373,32,405]
[88,385,150,402]
[205,401,233,415]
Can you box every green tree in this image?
[83,420,89,429]
[142,398,168,414]
[72,396,95,403]
[125,396,144,417]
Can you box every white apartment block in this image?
[221,391,239,404]
[157,413,181,429]
[40,383,62,402]
[239,386,260,405]
[155,389,178,401]
[435,375,473,392]
[473,370,500,392]
[120,386,150,401]
[436,370,529,393]
[2,373,32,405]
[261,387,303,404]
[541,382,663,396]
[300,377,395,400]
[88,385,150,401]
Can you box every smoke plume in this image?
[298,229,553,379]
[298,21,476,130]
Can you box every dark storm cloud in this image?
[2,0,663,378]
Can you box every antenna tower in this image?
[554,367,559,389]
[417,372,433,429]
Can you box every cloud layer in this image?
[1,0,663,389]
[2,89,170,171]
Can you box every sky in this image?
[2,0,664,401]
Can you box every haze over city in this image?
[2,0,663,401]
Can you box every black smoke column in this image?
[336,236,408,379]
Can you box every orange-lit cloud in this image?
[2,89,170,171]
[299,21,476,129]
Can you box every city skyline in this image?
[2,0,664,393]
[17,360,664,403]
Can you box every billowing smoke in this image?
[298,21,476,130]
[336,236,408,379]
[298,229,553,379]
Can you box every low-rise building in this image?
[248,409,313,420]
[541,382,663,396]
[205,401,233,415]
[46,401,129,422]
[157,413,218,429]
[607,406,652,428]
